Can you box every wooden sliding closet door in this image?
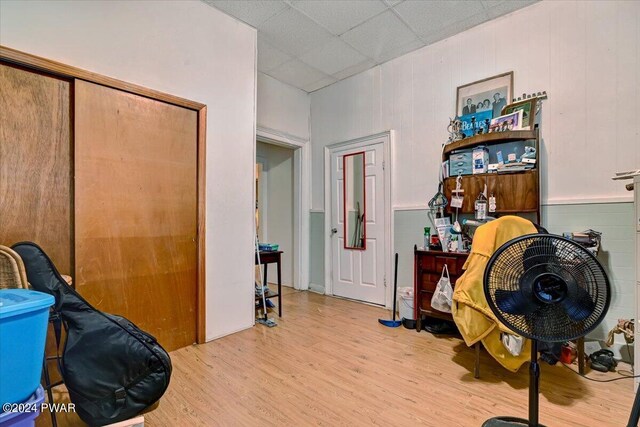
[0,63,72,273]
[74,80,197,351]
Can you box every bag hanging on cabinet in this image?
[431,264,453,313]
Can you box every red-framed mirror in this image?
[343,151,366,250]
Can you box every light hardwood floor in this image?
[40,288,634,426]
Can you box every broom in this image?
[378,253,401,327]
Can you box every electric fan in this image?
[482,234,610,427]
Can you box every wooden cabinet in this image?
[443,170,538,213]
[413,246,468,321]
[442,129,541,222]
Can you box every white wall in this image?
[0,0,257,341]
[256,142,295,286]
[310,0,640,210]
[310,0,639,348]
[257,72,310,141]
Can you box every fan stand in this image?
[482,340,546,427]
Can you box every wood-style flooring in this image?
[39,288,635,426]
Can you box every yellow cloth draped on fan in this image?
[452,216,537,372]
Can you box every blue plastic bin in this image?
[0,289,54,407]
[0,386,44,427]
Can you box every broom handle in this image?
[392,253,398,321]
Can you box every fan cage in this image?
[484,234,610,342]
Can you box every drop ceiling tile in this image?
[420,10,491,45]
[394,0,487,37]
[332,59,377,80]
[258,7,334,56]
[375,38,425,64]
[291,0,388,35]
[299,38,370,76]
[341,10,419,63]
[257,38,292,72]
[483,0,538,19]
[267,59,332,90]
[204,1,288,27]
[304,76,339,92]
[480,0,506,7]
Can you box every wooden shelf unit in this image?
[443,128,540,222]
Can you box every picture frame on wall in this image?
[489,110,523,132]
[456,72,514,119]
[501,97,537,130]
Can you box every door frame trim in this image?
[324,131,394,308]
[255,155,269,243]
[256,126,310,293]
[1,45,208,344]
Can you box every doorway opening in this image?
[254,127,310,301]
[256,142,295,289]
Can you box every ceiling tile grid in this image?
[291,0,388,35]
[257,38,292,72]
[298,38,369,76]
[257,7,334,57]
[203,0,538,92]
[204,0,288,27]
[340,10,422,63]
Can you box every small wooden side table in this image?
[255,250,282,317]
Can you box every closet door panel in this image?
[75,80,197,351]
[0,63,72,273]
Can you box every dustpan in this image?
[378,253,401,328]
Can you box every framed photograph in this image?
[501,98,537,130]
[456,72,514,119]
[489,110,523,132]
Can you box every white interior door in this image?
[330,143,385,305]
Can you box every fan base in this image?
[482,416,546,427]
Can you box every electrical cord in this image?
[560,352,640,383]
[553,343,640,383]
[560,362,640,383]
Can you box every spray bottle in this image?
[423,227,431,250]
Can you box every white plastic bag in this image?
[431,264,453,313]
[501,333,525,356]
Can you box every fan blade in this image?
[561,285,595,322]
[495,289,537,315]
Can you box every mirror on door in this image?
[343,152,366,250]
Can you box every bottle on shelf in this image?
[475,190,487,221]
[423,227,430,250]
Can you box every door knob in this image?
[331,227,338,235]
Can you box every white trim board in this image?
[255,155,268,243]
[391,198,634,213]
[544,197,633,205]
[257,126,310,291]
[323,130,394,309]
